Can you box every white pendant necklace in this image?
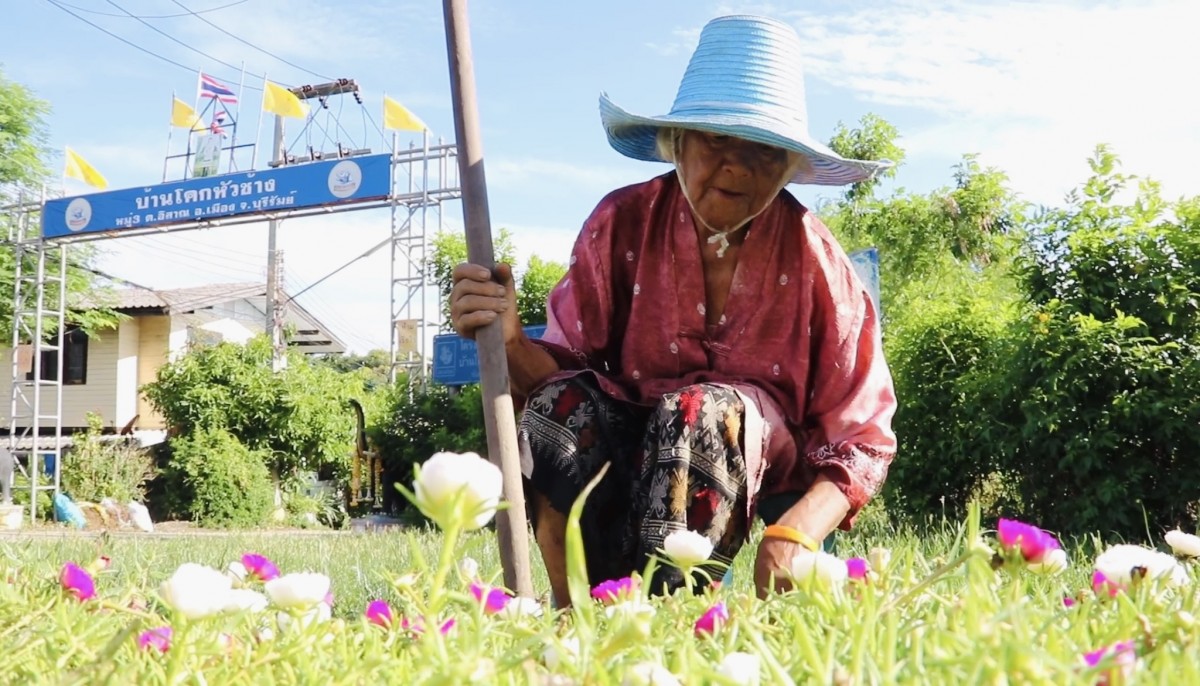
[706,229,738,258]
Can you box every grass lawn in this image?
[2,513,1198,685]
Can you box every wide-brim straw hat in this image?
[599,15,891,186]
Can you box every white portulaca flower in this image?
[414,452,503,530]
[789,551,849,588]
[459,556,480,581]
[226,561,248,587]
[275,602,332,632]
[543,636,581,670]
[604,598,657,622]
[265,572,331,609]
[1165,530,1200,558]
[1027,548,1069,575]
[868,547,892,572]
[717,651,761,686]
[501,596,544,619]
[623,662,681,686]
[1095,544,1189,587]
[662,530,714,567]
[159,563,233,620]
[224,589,269,614]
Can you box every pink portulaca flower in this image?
[693,602,729,637]
[364,599,393,628]
[1063,596,1077,609]
[401,616,456,635]
[470,581,511,614]
[997,518,1060,563]
[591,576,638,605]
[1092,570,1123,598]
[241,553,280,582]
[137,626,173,653]
[60,563,96,602]
[846,557,870,581]
[1083,640,1136,685]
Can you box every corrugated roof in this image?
[72,282,346,354]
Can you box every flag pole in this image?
[230,60,247,173]
[163,93,175,182]
[442,0,534,599]
[250,72,268,170]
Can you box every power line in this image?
[42,0,253,90]
[54,0,248,19]
[283,235,392,306]
[102,0,269,91]
[169,0,336,82]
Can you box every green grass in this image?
[2,515,1198,685]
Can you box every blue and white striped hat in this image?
[599,15,890,187]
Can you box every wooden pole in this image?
[442,0,535,598]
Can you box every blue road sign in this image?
[42,153,392,239]
[848,247,882,318]
[432,325,547,386]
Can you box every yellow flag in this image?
[262,81,309,119]
[64,147,108,189]
[170,97,205,131]
[383,96,427,132]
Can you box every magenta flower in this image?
[997,518,1060,562]
[1063,596,1077,608]
[1083,640,1136,685]
[693,602,729,637]
[241,553,280,582]
[60,563,96,602]
[364,599,394,628]
[136,626,173,653]
[1092,570,1122,598]
[846,557,870,581]
[470,581,511,614]
[591,576,639,605]
[401,616,456,635]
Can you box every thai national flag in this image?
[199,73,238,104]
[210,110,227,135]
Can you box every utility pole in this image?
[266,114,287,372]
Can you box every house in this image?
[1,282,346,438]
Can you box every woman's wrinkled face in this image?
[676,130,792,232]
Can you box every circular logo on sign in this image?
[328,160,363,199]
[65,198,92,232]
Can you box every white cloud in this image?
[754,0,1199,204]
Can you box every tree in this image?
[312,349,392,391]
[427,229,566,330]
[0,68,119,338]
[516,254,567,325]
[428,229,517,331]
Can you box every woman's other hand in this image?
[753,538,799,598]
[450,262,521,345]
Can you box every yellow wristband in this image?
[763,525,820,552]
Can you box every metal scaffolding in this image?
[389,132,461,386]
[3,187,68,521]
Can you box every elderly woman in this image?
[451,15,896,603]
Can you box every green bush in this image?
[142,336,362,488]
[882,284,1017,522]
[164,428,274,528]
[993,148,1200,536]
[371,380,487,517]
[60,413,156,504]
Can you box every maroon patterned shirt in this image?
[532,173,897,528]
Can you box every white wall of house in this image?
[137,315,171,430]
[114,318,140,429]
[0,324,125,430]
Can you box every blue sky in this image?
[4,0,1197,352]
